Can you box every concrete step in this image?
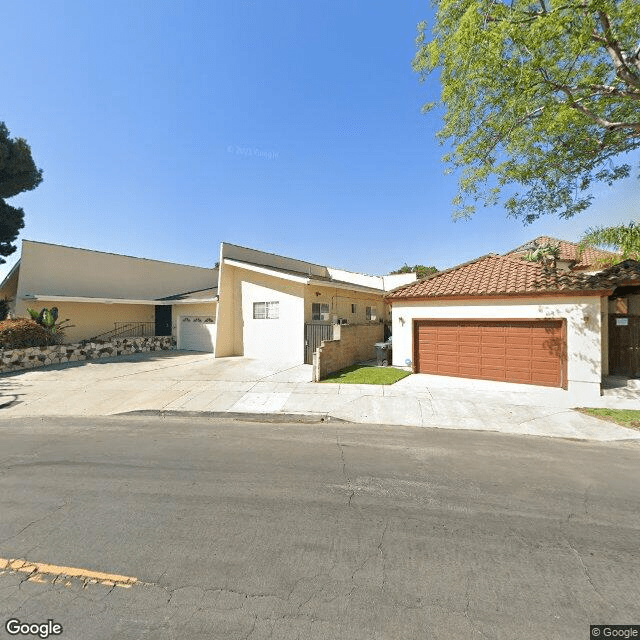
[602,376,640,391]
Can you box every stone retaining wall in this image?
[312,323,384,381]
[0,336,175,374]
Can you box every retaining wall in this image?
[0,336,175,374]
[312,323,384,381]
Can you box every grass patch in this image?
[321,365,411,385]
[576,408,640,431]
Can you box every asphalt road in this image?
[0,416,639,640]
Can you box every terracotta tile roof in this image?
[508,236,621,270]
[386,254,639,300]
[591,259,640,287]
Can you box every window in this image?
[351,304,357,314]
[366,306,377,321]
[253,301,279,319]
[312,302,330,321]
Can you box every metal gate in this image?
[304,323,334,364]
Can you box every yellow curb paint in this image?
[29,574,49,584]
[0,557,139,586]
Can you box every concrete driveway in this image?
[0,351,637,441]
[0,351,313,417]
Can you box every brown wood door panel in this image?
[414,319,565,388]
[609,315,640,377]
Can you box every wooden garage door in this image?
[414,320,565,388]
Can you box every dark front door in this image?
[609,315,640,377]
[155,305,172,336]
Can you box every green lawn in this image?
[321,365,412,385]
[576,408,640,431]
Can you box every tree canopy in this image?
[413,0,640,223]
[0,123,43,263]
[390,264,439,278]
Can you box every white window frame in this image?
[253,301,279,319]
[312,302,330,321]
[366,306,377,321]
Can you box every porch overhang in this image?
[21,294,218,305]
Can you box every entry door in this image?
[155,305,172,336]
[609,315,640,377]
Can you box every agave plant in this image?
[524,243,561,268]
[27,307,74,343]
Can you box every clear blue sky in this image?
[1,0,637,279]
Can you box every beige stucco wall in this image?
[216,263,305,362]
[390,296,603,402]
[13,300,155,344]
[215,258,242,357]
[16,240,217,300]
[304,285,388,325]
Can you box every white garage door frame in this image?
[177,315,217,353]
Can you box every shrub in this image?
[0,318,61,349]
[0,297,11,321]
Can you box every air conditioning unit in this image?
[338,318,348,325]
[320,313,330,321]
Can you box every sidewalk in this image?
[0,353,638,442]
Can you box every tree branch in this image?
[538,69,640,132]
[578,84,640,100]
[595,11,640,89]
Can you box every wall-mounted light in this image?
[398,316,405,326]
[315,291,321,297]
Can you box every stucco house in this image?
[387,239,640,404]
[0,240,219,349]
[0,239,416,365]
[215,242,416,363]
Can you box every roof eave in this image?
[388,289,614,303]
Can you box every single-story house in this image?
[0,240,219,348]
[0,239,416,364]
[215,242,416,363]
[387,238,640,403]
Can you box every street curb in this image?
[118,409,349,424]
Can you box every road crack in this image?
[0,500,70,546]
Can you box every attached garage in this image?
[387,250,640,402]
[178,315,216,352]
[413,319,566,388]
